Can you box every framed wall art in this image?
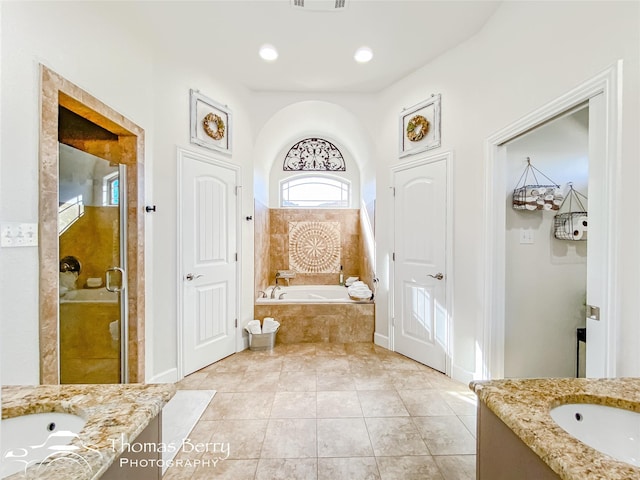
[190,89,232,155]
[399,94,441,158]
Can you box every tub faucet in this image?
[270,286,282,299]
[257,290,267,298]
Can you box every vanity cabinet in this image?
[101,414,162,480]
[477,403,560,479]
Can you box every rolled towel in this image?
[262,318,280,334]
[245,319,262,335]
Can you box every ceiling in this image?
[129,0,502,93]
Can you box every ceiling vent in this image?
[291,0,348,11]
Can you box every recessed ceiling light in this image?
[259,44,278,62]
[354,46,373,63]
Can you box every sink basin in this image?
[550,403,640,466]
[1,412,87,478]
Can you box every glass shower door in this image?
[58,143,127,384]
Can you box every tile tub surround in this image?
[2,383,175,480]
[470,378,640,479]
[254,302,374,344]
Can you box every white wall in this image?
[371,1,639,380]
[504,109,588,378]
[1,1,638,386]
[148,54,254,382]
[0,2,155,384]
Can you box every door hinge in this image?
[392,252,395,261]
[235,186,241,196]
[235,253,238,261]
[235,319,238,328]
[392,317,395,327]
[391,187,396,197]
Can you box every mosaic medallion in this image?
[289,221,341,273]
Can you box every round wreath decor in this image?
[406,114,429,142]
[202,113,225,140]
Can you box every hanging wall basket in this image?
[512,158,563,211]
[554,184,588,241]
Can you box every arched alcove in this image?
[252,100,376,295]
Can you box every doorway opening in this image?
[482,63,621,380]
[39,66,145,384]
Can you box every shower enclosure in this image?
[58,143,127,383]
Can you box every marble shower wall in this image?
[264,209,361,286]
[254,200,271,294]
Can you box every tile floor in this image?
[164,343,477,480]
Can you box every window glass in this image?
[281,175,350,208]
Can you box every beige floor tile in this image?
[365,417,429,456]
[277,371,317,391]
[208,419,268,459]
[353,372,395,391]
[317,391,363,418]
[376,455,444,480]
[168,343,479,480]
[433,454,477,480]
[190,459,258,480]
[398,390,455,416]
[413,416,477,455]
[162,463,196,479]
[315,343,347,356]
[316,374,356,391]
[441,391,478,416]
[317,418,374,457]
[358,390,409,417]
[255,458,318,480]
[270,391,317,418]
[318,457,380,480]
[391,371,435,390]
[203,392,275,420]
[459,415,477,438]
[261,418,317,458]
[235,372,281,392]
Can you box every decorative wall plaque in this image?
[288,221,341,273]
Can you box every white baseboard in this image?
[451,363,475,386]
[374,333,389,349]
[148,367,178,384]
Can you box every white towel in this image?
[245,320,262,335]
[262,318,280,334]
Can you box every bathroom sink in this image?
[1,412,87,478]
[550,403,640,466]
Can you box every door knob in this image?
[186,273,203,281]
[428,273,444,280]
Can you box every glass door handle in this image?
[106,267,126,292]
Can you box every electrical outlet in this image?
[519,228,535,245]
[1,222,38,247]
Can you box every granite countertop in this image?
[470,377,640,480]
[2,383,176,480]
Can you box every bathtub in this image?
[256,285,372,304]
[60,287,118,304]
[254,285,374,344]
[1,412,87,478]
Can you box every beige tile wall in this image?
[267,209,362,286]
[254,200,271,295]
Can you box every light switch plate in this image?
[519,228,535,245]
[1,222,38,247]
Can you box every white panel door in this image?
[393,159,448,372]
[180,151,237,376]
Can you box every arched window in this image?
[280,175,350,208]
